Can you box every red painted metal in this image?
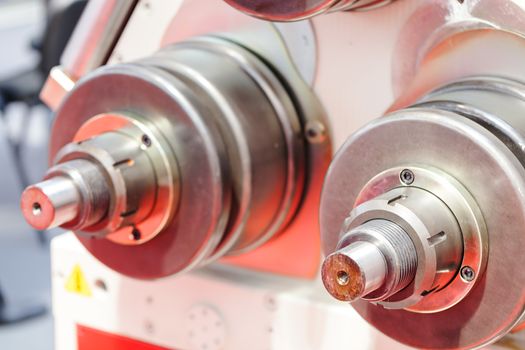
[77,325,172,350]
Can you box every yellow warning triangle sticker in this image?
[65,264,92,297]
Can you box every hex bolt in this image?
[460,266,475,282]
[400,169,415,185]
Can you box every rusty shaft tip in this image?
[321,241,387,302]
[20,176,81,231]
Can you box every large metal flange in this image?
[159,6,332,278]
[141,36,305,259]
[320,108,525,349]
[391,29,525,112]
[48,34,310,279]
[51,63,232,278]
[348,166,487,312]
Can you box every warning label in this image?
[65,264,92,297]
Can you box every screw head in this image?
[141,134,152,148]
[460,266,476,282]
[305,120,327,144]
[400,169,415,185]
[130,228,142,241]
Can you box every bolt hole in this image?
[336,270,350,286]
[32,202,42,216]
[306,128,318,139]
[94,279,108,292]
[304,121,327,143]
[141,134,152,148]
[130,228,141,241]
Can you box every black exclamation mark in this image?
[76,269,81,292]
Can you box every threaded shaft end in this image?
[348,219,417,297]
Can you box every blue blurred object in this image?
[0,0,87,327]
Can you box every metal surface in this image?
[70,114,177,245]
[149,0,332,278]
[28,0,525,349]
[40,0,138,110]
[21,176,81,231]
[32,0,333,280]
[39,67,76,111]
[24,35,324,279]
[391,0,525,99]
[147,36,305,257]
[60,0,138,79]
[322,219,415,302]
[318,27,525,349]
[323,178,463,312]
[391,29,525,111]
[417,77,525,166]
[31,1,525,349]
[321,106,525,349]
[333,184,466,310]
[222,0,394,22]
[22,114,177,246]
[352,167,486,314]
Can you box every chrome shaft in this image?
[21,176,81,230]
[322,219,417,302]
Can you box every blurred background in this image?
[0,0,86,348]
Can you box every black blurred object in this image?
[0,0,88,189]
[0,0,87,325]
[0,0,88,112]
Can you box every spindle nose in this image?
[21,176,81,230]
[322,241,388,301]
[321,219,418,302]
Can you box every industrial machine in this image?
[18,0,525,349]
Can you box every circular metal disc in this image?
[51,64,231,279]
[222,0,392,21]
[320,109,525,349]
[223,0,338,21]
[146,37,304,258]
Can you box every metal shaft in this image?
[322,219,418,302]
[20,157,111,232]
[322,241,387,301]
[20,127,159,236]
[21,176,81,230]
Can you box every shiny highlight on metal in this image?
[223,0,394,22]
[322,219,416,302]
[320,75,525,349]
[21,35,326,279]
